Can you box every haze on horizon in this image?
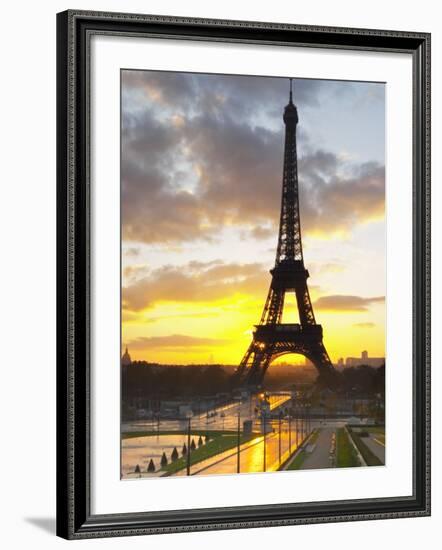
[121,70,386,365]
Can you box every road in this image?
[299,428,335,470]
[172,419,321,477]
[364,435,385,463]
[122,393,292,434]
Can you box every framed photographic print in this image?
[56,10,431,539]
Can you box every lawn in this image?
[349,428,383,466]
[161,432,257,475]
[285,429,320,471]
[336,428,360,468]
[286,449,307,470]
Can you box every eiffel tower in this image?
[234,79,338,389]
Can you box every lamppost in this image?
[237,408,241,474]
[263,410,267,472]
[301,404,305,440]
[278,411,282,464]
[186,415,191,476]
[288,414,292,454]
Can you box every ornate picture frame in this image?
[56,10,430,539]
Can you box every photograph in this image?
[0,0,435,546]
[120,69,386,479]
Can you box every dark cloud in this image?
[122,106,206,243]
[123,261,268,312]
[313,295,384,312]
[121,70,385,245]
[122,70,327,121]
[300,159,385,235]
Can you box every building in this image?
[345,351,385,368]
[121,346,132,367]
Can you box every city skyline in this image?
[121,70,386,365]
[122,345,384,367]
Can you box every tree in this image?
[190,438,196,451]
[171,447,179,461]
[134,464,140,473]
[147,459,155,472]
[198,435,203,447]
[161,452,168,467]
[182,443,187,456]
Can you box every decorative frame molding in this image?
[56,10,431,539]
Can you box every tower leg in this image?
[307,342,340,388]
[233,336,339,389]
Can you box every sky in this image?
[121,69,385,365]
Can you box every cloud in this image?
[353,322,376,328]
[308,261,345,276]
[313,295,384,312]
[126,334,229,350]
[122,70,327,120]
[121,70,385,246]
[300,157,385,236]
[123,246,141,257]
[123,264,150,283]
[123,261,268,312]
[246,225,276,240]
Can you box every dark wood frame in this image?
[56,9,431,540]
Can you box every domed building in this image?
[121,346,132,367]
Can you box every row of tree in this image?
[123,363,231,400]
[123,362,385,402]
[133,435,208,474]
[339,364,385,395]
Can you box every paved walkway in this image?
[364,435,385,464]
[300,428,335,470]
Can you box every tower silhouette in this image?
[234,79,337,388]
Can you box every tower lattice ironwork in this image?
[234,79,337,388]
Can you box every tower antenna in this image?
[289,78,293,103]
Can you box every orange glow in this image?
[122,292,385,364]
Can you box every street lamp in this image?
[288,414,292,453]
[236,398,241,474]
[301,404,305,440]
[263,410,267,472]
[278,411,282,464]
[237,408,241,474]
[186,414,191,476]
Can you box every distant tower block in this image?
[233,79,338,389]
[121,346,132,367]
